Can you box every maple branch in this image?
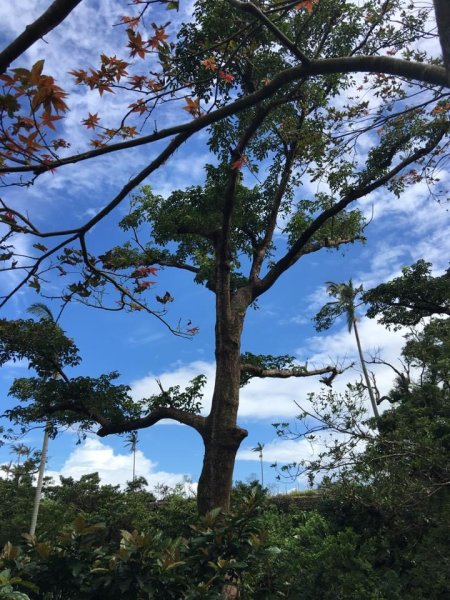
[227,0,311,66]
[0,57,447,178]
[79,235,191,338]
[240,363,347,387]
[0,0,84,74]
[255,124,449,299]
[96,408,206,437]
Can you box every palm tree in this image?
[10,443,32,488]
[27,302,59,536]
[124,430,139,483]
[252,442,265,487]
[317,281,380,419]
[11,443,31,467]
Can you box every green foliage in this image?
[0,488,272,599]
[364,260,450,328]
[314,279,362,332]
[0,319,80,377]
[144,375,206,414]
[6,372,138,436]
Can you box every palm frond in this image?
[27,303,54,322]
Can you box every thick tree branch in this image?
[96,407,207,437]
[0,0,84,74]
[249,143,297,283]
[240,363,346,386]
[40,398,207,437]
[0,57,447,177]
[255,125,448,299]
[299,235,365,256]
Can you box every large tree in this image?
[1,1,449,514]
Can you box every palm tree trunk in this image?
[29,422,49,536]
[353,319,380,419]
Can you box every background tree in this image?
[314,280,380,418]
[252,443,265,488]
[0,307,80,532]
[26,303,62,536]
[124,430,139,484]
[363,259,450,328]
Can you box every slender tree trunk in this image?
[132,447,136,482]
[30,423,49,536]
[260,454,264,488]
[353,320,380,419]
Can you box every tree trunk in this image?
[353,320,380,419]
[196,290,249,514]
[30,423,49,536]
[197,424,247,514]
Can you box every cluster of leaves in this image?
[0,488,273,599]
[363,259,450,328]
[143,374,206,414]
[3,473,448,599]
[0,318,80,377]
[0,59,69,170]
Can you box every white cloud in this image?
[45,437,194,494]
[238,437,323,465]
[129,317,404,423]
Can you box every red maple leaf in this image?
[218,71,234,84]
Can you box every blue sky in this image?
[0,0,449,495]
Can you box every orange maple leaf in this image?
[82,113,100,129]
[128,100,147,114]
[127,30,149,59]
[231,155,247,170]
[294,0,319,14]
[40,112,63,131]
[121,15,139,29]
[431,102,450,115]
[183,96,202,118]
[201,57,217,71]
[150,28,169,49]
